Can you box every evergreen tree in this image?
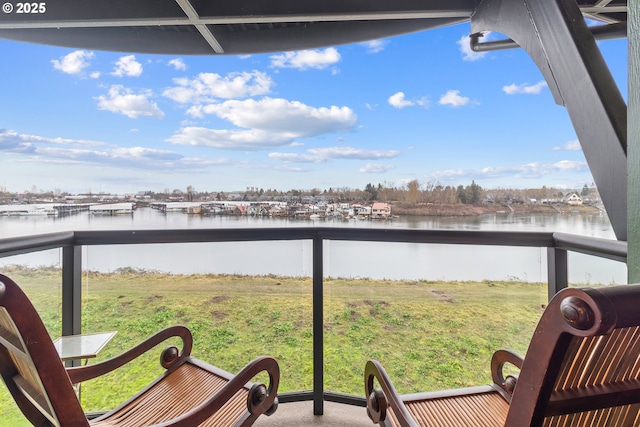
[456,185,467,204]
[364,183,378,200]
[467,180,482,204]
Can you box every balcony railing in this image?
[0,227,628,415]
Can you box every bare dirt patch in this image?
[206,295,230,304]
[430,290,455,303]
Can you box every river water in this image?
[0,207,626,285]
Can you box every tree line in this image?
[2,180,600,206]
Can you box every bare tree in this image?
[406,179,420,204]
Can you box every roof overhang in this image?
[0,0,627,55]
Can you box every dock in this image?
[54,204,91,215]
[89,203,135,216]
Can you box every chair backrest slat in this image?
[0,274,88,426]
[13,375,59,425]
[555,326,640,391]
[506,285,640,426]
[543,404,640,427]
[0,323,26,355]
[542,326,640,425]
[0,305,60,426]
[1,308,60,415]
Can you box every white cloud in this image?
[0,129,225,171]
[361,39,387,53]
[163,71,273,104]
[269,147,399,164]
[36,146,181,165]
[111,55,143,77]
[33,145,229,171]
[193,97,357,137]
[166,127,294,150]
[479,160,588,179]
[307,147,399,160]
[388,92,429,109]
[0,129,106,154]
[268,152,319,163]
[388,92,414,109]
[168,58,187,71]
[0,130,35,153]
[270,48,341,70]
[426,159,590,184]
[96,85,165,119]
[503,81,548,95]
[167,97,358,150]
[553,160,587,171]
[51,50,95,75]
[359,163,394,173]
[438,90,471,107]
[553,140,582,151]
[457,33,490,62]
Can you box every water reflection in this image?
[0,208,624,285]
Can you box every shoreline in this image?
[391,203,604,217]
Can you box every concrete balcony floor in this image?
[254,401,372,427]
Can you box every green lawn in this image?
[0,267,547,426]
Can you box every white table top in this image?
[53,331,117,361]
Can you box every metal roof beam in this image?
[472,0,628,241]
[0,10,476,30]
[174,0,224,53]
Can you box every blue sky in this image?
[0,22,628,195]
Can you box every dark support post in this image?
[629,0,640,283]
[547,247,568,301]
[62,245,82,337]
[312,236,324,415]
[471,0,628,241]
[62,245,82,367]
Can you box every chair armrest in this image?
[66,325,192,384]
[364,360,420,427]
[491,349,524,398]
[151,356,280,427]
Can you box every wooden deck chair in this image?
[365,284,640,426]
[0,273,280,427]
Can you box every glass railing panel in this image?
[0,252,63,427]
[323,241,547,396]
[567,252,627,287]
[79,241,313,413]
[0,229,628,424]
[0,252,64,334]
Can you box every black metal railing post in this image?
[547,247,568,301]
[312,235,324,415]
[62,245,82,337]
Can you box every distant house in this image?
[566,193,583,206]
[371,202,391,219]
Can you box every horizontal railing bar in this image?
[254,390,367,407]
[71,227,319,245]
[276,391,315,404]
[324,391,367,407]
[0,231,75,258]
[71,227,557,247]
[552,232,627,262]
[0,228,625,265]
[316,227,555,246]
